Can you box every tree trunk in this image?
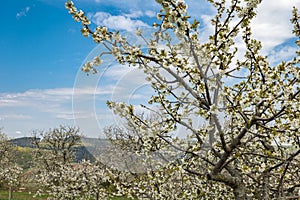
[233,184,246,200]
[262,171,270,200]
[8,186,13,200]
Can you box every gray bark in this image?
[233,184,246,200]
[8,186,13,200]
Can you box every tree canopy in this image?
[66,0,300,199]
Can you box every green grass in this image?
[0,190,134,200]
[0,190,48,200]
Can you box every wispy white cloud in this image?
[122,10,156,18]
[0,87,113,137]
[0,114,32,120]
[268,45,298,65]
[124,10,144,18]
[0,87,115,108]
[0,88,98,124]
[251,0,300,53]
[16,6,31,19]
[15,131,23,136]
[89,11,149,32]
[145,10,156,18]
[55,112,75,120]
[0,88,71,108]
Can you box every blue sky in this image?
[0,0,299,138]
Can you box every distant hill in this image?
[80,137,111,157]
[8,137,112,168]
[10,137,36,148]
[73,145,96,163]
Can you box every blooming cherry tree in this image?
[66,0,300,199]
[0,131,23,200]
[32,126,82,199]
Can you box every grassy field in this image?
[0,190,48,200]
[0,190,133,200]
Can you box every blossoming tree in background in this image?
[0,130,23,200]
[31,126,116,200]
[32,126,81,199]
[66,0,300,199]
